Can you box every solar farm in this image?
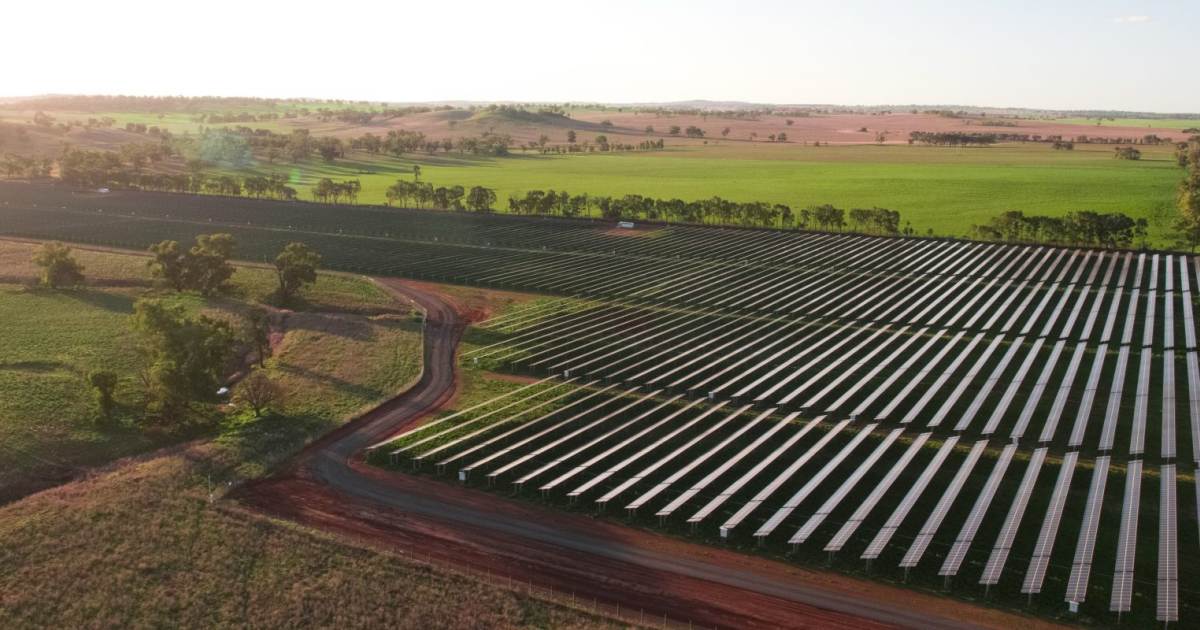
[2,183,1198,624]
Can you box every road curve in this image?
[239,278,997,630]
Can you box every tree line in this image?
[971,210,1148,248]
[503,189,907,233]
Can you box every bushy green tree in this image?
[87,370,119,421]
[131,299,236,414]
[147,233,235,295]
[31,241,85,288]
[274,242,321,304]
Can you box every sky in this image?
[2,0,1195,112]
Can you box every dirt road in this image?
[237,278,1057,630]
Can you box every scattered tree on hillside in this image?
[566,130,576,143]
[131,298,236,414]
[31,241,85,288]
[668,126,681,136]
[645,125,654,135]
[235,371,283,417]
[88,370,119,422]
[412,165,421,181]
[721,127,730,137]
[274,242,322,304]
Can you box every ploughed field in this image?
[2,181,1198,625]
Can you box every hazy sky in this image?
[3,0,1194,112]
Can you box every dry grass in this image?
[0,444,613,629]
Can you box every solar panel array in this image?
[3,186,1196,624]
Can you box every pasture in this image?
[0,238,420,498]
[244,142,1182,245]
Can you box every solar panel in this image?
[789,428,904,545]
[1011,339,1067,439]
[600,403,739,506]
[1163,348,1177,460]
[1158,464,1178,622]
[718,418,849,534]
[673,413,812,522]
[955,336,1024,432]
[983,338,1045,435]
[1068,344,1108,447]
[899,333,985,425]
[628,405,758,513]
[1130,349,1152,456]
[504,393,693,486]
[901,439,988,568]
[1066,455,1111,603]
[878,331,969,420]
[1023,451,1078,594]
[862,436,959,560]
[981,447,1047,585]
[1098,347,1131,451]
[939,443,1017,577]
[1099,254,1132,344]
[927,336,1005,428]
[828,432,931,553]
[1040,342,1087,443]
[566,398,733,498]
[1110,459,1143,613]
[753,423,877,539]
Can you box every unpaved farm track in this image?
[236,278,1050,630]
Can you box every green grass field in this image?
[0,239,418,498]
[1052,117,1200,131]
[241,142,1183,246]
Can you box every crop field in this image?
[1052,118,1200,131]
[2,183,1198,625]
[230,143,1182,245]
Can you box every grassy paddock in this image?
[0,239,415,498]
[231,142,1182,246]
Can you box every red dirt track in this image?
[235,278,1063,630]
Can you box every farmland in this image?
[1,100,1192,247]
[2,181,1197,626]
[239,143,1182,244]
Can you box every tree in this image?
[147,240,187,291]
[668,126,681,136]
[244,308,272,368]
[31,241,85,288]
[131,298,236,414]
[185,233,235,296]
[1176,138,1200,251]
[721,127,731,137]
[235,371,283,417]
[88,370,119,421]
[274,242,321,304]
[466,186,497,212]
[566,130,576,143]
[412,164,422,181]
